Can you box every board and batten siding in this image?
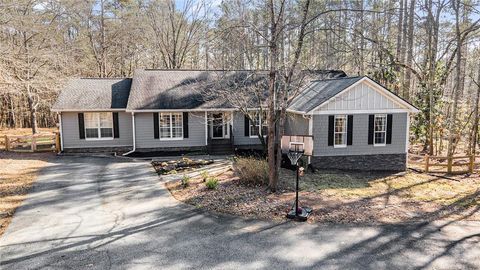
[134,112,205,149]
[321,80,403,111]
[312,113,407,156]
[61,112,133,148]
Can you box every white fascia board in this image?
[286,108,307,115]
[311,109,411,115]
[363,77,420,113]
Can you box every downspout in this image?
[58,112,64,152]
[123,112,136,156]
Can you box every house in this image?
[51,69,419,171]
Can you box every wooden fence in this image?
[409,153,480,174]
[2,133,60,153]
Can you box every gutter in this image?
[123,112,136,156]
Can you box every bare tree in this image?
[146,0,207,69]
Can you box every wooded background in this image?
[0,0,479,156]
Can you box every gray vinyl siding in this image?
[312,113,407,156]
[135,112,205,149]
[232,111,262,145]
[61,112,133,148]
[285,113,309,135]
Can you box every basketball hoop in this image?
[287,150,304,166]
[286,141,305,165]
[282,135,313,221]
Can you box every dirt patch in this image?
[166,167,480,224]
[0,152,53,235]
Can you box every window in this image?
[84,112,113,140]
[250,112,268,137]
[159,112,183,140]
[334,115,347,147]
[374,114,387,145]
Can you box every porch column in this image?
[204,111,208,145]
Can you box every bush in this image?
[233,156,268,186]
[200,170,209,182]
[205,177,219,189]
[181,175,190,188]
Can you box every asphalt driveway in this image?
[0,156,479,270]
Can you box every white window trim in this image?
[373,114,387,147]
[84,112,114,141]
[333,115,347,148]
[249,113,268,138]
[159,112,184,141]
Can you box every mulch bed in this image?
[152,158,214,175]
[165,169,480,224]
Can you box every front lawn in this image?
[165,158,480,224]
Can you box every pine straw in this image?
[166,168,480,224]
[0,152,53,236]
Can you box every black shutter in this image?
[244,114,249,136]
[328,115,334,146]
[386,114,393,144]
[183,112,189,138]
[153,112,159,139]
[347,115,353,145]
[113,112,119,138]
[78,113,85,139]
[368,114,374,145]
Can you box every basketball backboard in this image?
[281,135,313,156]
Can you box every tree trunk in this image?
[471,64,480,155]
[267,0,279,192]
[27,84,38,134]
[403,0,415,100]
[447,0,463,158]
[396,0,404,61]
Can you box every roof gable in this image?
[311,77,419,113]
[288,76,419,114]
[288,77,363,113]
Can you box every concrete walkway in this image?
[0,156,479,270]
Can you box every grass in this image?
[0,152,53,236]
[281,169,480,207]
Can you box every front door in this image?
[212,113,224,138]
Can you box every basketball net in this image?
[287,150,304,166]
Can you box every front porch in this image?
[206,112,234,154]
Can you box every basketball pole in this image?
[295,160,299,218]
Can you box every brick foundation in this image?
[311,153,407,171]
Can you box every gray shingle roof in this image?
[126,70,267,110]
[288,76,363,113]
[52,78,132,110]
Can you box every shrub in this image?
[200,170,209,182]
[233,156,268,186]
[205,177,219,189]
[181,175,190,188]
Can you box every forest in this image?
[0,0,479,159]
